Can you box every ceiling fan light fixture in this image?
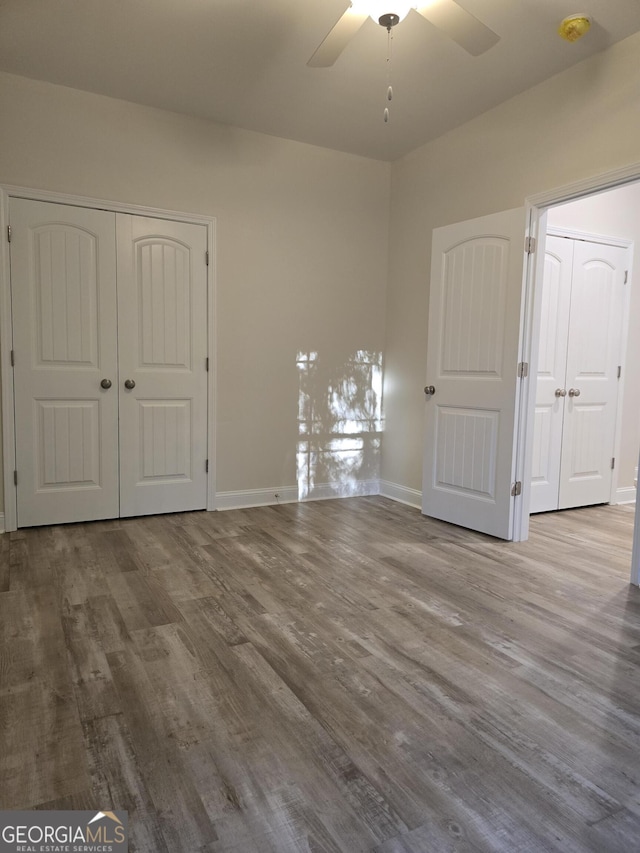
[558,14,592,42]
[308,0,500,68]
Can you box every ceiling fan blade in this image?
[307,6,369,67]
[416,0,500,55]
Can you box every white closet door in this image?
[529,237,573,513]
[116,215,208,517]
[11,199,119,527]
[422,209,527,540]
[559,240,626,509]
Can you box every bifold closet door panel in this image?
[529,236,573,514]
[10,199,120,527]
[116,214,209,517]
[559,240,626,510]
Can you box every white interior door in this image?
[11,199,119,526]
[529,236,573,513]
[422,208,528,540]
[559,239,626,509]
[116,215,209,517]
[11,201,209,527]
[530,236,627,513]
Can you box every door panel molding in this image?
[0,185,216,531]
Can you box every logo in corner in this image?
[0,809,128,852]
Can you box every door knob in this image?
[555,388,566,397]
[100,378,112,389]
[124,379,136,390]
[568,388,581,397]
[424,385,436,396]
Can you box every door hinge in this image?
[511,481,522,497]
[624,270,628,284]
[517,362,529,379]
[611,457,615,470]
[205,250,209,266]
[525,236,536,254]
[205,459,209,473]
[618,365,622,379]
[13,470,17,486]
[10,350,15,367]
[7,225,11,243]
[205,356,209,372]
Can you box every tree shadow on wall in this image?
[296,350,383,500]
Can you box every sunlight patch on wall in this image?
[297,350,383,499]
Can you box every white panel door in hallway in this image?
[422,209,528,540]
[11,199,120,526]
[117,215,208,517]
[529,236,573,513]
[10,199,209,526]
[530,235,628,513]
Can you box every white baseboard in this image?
[379,480,422,509]
[214,479,633,514]
[0,512,4,534]
[302,479,380,502]
[215,480,379,511]
[215,486,299,511]
[613,487,637,505]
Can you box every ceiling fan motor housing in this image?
[379,12,401,29]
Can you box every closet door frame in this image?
[541,225,633,511]
[0,185,217,533]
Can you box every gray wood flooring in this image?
[1,497,639,852]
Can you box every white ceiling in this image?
[1,0,639,161]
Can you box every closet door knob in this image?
[100,378,112,389]
[568,388,581,397]
[424,385,436,396]
[555,388,566,397]
[124,379,136,390]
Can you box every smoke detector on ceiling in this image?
[558,14,592,42]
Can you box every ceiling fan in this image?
[308,0,500,67]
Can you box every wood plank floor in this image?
[1,498,639,852]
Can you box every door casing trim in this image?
[0,185,217,532]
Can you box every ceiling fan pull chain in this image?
[384,27,394,123]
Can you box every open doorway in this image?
[529,182,638,516]
[514,170,640,583]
